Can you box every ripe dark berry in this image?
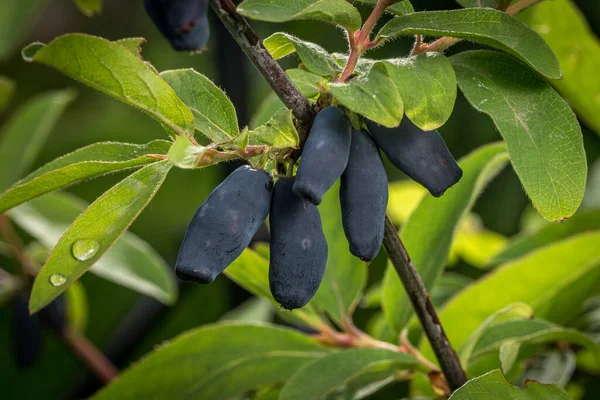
[176,165,273,283]
[269,178,328,310]
[40,295,67,333]
[366,117,462,197]
[340,129,388,261]
[143,0,210,51]
[10,296,42,368]
[293,106,352,205]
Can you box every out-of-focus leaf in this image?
[490,209,600,266]
[383,143,508,333]
[22,34,194,138]
[378,9,561,80]
[583,160,600,209]
[250,93,284,129]
[430,273,473,308]
[0,76,15,114]
[387,180,426,224]
[452,50,586,222]
[456,0,502,8]
[0,0,47,60]
[0,140,171,213]
[453,225,507,269]
[449,369,569,399]
[237,0,362,31]
[353,0,414,15]
[0,89,75,192]
[280,349,420,400]
[264,33,340,77]
[220,297,273,323]
[520,350,576,388]
[331,64,403,128]
[161,69,239,143]
[520,0,600,137]
[92,323,326,400]
[420,232,600,365]
[286,69,327,98]
[250,108,300,148]
[312,182,367,323]
[65,281,88,333]
[73,0,102,17]
[28,161,173,313]
[383,54,457,131]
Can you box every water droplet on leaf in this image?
[71,239,100,261]
[49,273,67,287]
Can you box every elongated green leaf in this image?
[331,63,403,128]
[421,232,600,365]
[0,140,170,213]
[452,50,586,221]
[251,92,284,129]
[28,160,172,313]
[9,192,177,306]
[65,280,88,333]
[0,0,47,60]
[251,108,300,148]
[383,54,457,130]
[286,69,328,98]
[450,369,569,399]
[490,209,600,266]
[520,0,600,137]
[378,9,561,80]
[161,69,238,143]
[383,143,509,333]
[431,273,473,308]
[225,249,325,328]
[0,89,76,192]
[0,75,15,114]
[264,33,340,77]
[353,0,414,16]
[73,0,102,17]
[237,0,362,31]
[23,34,194,138]
[312,182,367,323]
[280,349,419,400]
[92,323,325,400]
[220,297,273,323]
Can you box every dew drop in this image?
[71,239,101,261]
[49,273,67,287]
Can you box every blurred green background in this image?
[0,0,599,398]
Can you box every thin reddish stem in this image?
[62,328,119,384]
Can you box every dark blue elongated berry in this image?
[144,0,210,51]
[366,117,462,197]
[293,106,352,205]
[340,129,388,261]
[269,178,328,310]
[176,165,272,283]
[11,296,42,368]
[40,295,67,333]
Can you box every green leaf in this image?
[331,63,403,128]
[312,182,367,323]
[251,93,284,129]
[250,108,300,148]
[28,160,172,313]
[378,9,561,80]
[92,323,325,400]
[0,140,171,213]
[23,34,194,138]
[353,0,414,16]
[490,209,600,266]
[522,350,576,388]
[0,0,47,60]
[449,369,569,399]
[115,37,146,57]
[286,68,328,98]
[65,281,88,332]
[456,0,502,8]
[237,0,362,31]
[383,54,457,131]
[280,349,420,400]
[520,0,600,137]
[420,232,600,364]
[225,249,325,329]
[452,50,586,221]
[264,33,340,77]
[383,143,509,333]
[73,0,102,16]
[430,273,473,308]
[161,69,239,143]
[0,89,76,192]
[10,191,177,307]
[0,75,15,114]
[220,297,273,323]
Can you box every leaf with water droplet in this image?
[49,273,66,287]
[71,239,100,261]
[29,160,172,314]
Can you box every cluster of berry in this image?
[175,106,462,310]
